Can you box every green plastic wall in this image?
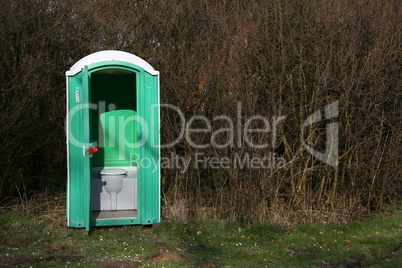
[98,109,138,167]
[90,72,138,167]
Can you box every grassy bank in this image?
[0,193,401,267]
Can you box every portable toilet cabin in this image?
[65,50,160,230]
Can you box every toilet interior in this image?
[89,69,138,220]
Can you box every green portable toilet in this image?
[65,50,160,230]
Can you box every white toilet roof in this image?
[100,168,127,175]
[66,50,159,76]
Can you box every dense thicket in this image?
[0,0,400,223]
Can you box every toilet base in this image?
[91,178,137,211]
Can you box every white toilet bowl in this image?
[100,168,127,211]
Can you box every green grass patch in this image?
[0,200,401,267]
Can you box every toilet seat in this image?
[100,168,127,176]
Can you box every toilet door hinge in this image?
[83,146,89,156]
[75,90,80,103]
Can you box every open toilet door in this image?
[66,65,93,230]
[82,66,92,231]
